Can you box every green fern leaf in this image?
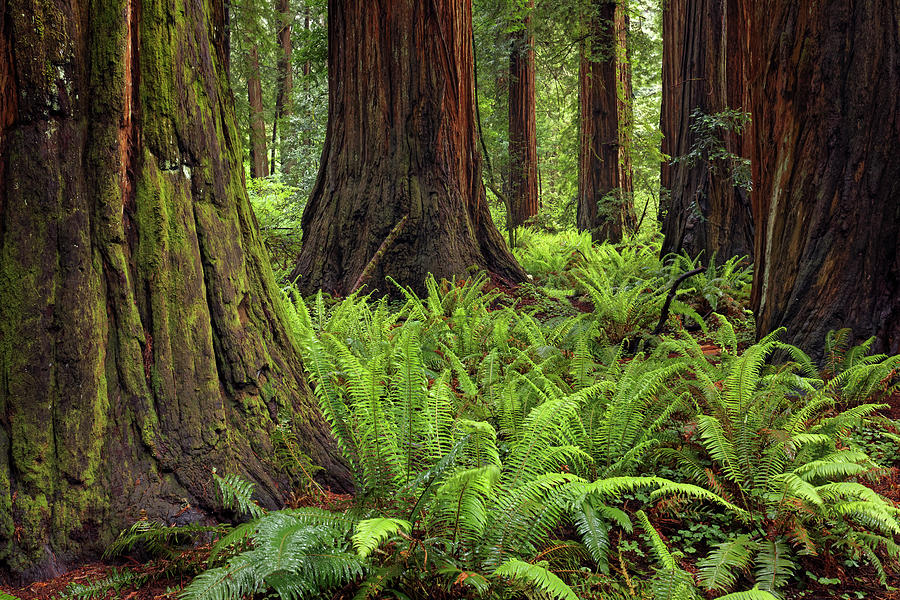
[697,535,756,593]
[492,559,578,600]
[352,518,411,558]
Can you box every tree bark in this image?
[248,44,269,178]
[0,0,347,580]
[507,0,539,228]
[577,0,634,244]
[270,0,293,174]
[291,0,527,297]
[659,0,753,263]
[745,0,900,356]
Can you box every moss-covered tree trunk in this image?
[291,0,526,296]
[248,44,269,178]
[577,0,634,243]
[0,0,347,580]
[659,0,752,262]
[745,0,900,356]
[507,0,539,228]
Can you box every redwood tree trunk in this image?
[745,0,900,356]
[271,0,293,174]
[291,0,526,296]
[507,0,539,228]
[577,0,634,243]
[248,44,269,178]
[0,0,347,579]
[659,0,753,262]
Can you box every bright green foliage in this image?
[716,589,779,600]
[172,239,900,599]
[697,535,756,593]
[656,330,900,594]
[213,471,266,519]
[636,510,700,600]
[492,558,579,600]
[352,518,411,558]
[663,252,752,313]
[180,509,364,600]
[571,244,710,344]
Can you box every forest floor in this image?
[3,538,900,600]
[3,265,900,600]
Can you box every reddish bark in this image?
[270,0,293,174]
[745,0,900,355]
[291,0,526,296]
[577,0,634,243]
[507,0,539,227]
[0,0,15,218]
[659,0,753,262]
[248,44,269,178]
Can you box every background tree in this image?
[291,0,527,296]
[248,43,270,178]
[228,0,279,176]
[577,0,635,243]
[507,0,540,227]
[270,0,294,174]
[745,0,900,355]
[280,0,328,200]
[0,0,347,577]
[658,0,752,262]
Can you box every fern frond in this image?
[716,588,779,600]
[179,552,261,600]
[697,535,756,593]
[209,521,255,563]
[105,520,223,559]
[352,518,411,558]
[214,472,266,519]
[572,498,612,571]
[492,559,578,600]
[636,510,700,600]
[753,539,795,593]
[651,481,748,518]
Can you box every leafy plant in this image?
[104,520,224,561]
[663,252,752,315]
[658,331,900,594]
[60,568,146,600]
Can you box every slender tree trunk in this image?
[659,0,752,263]
[745,0,900,356]
[302,7,311,77]
[507,0,539,228]
[271,0,293,174]
[291,0,526,297]
[0,0,347,579]
[248,45,269,178]
[577,0,634,244]
[223,0,232,76]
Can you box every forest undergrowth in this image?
[11,231,900,600]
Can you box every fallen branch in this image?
[350,214,410,294]
[652,267,704,335]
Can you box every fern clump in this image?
[182,509,364,600]
[656,331,900,594]
[189,257,900,600]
